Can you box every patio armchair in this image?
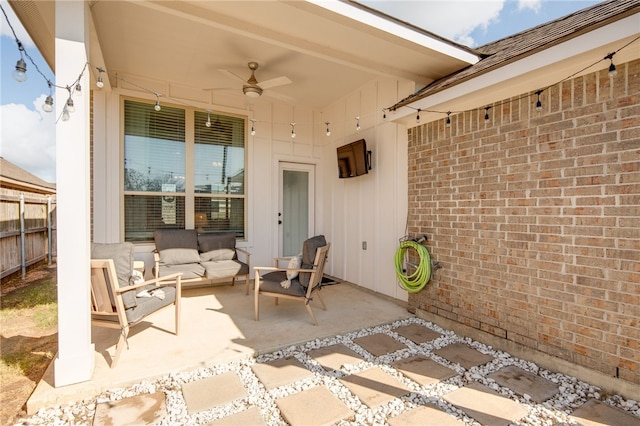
[254,235,330,325]
[90,242,182,368]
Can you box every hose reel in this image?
[394,236,436,293]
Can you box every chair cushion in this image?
[260,271,307,297]
[154,229,198,251]
[124,284,177,324]
[202,260,249,279]
[299,235,327,288]
[157,263,205,280]
[91,242,137,309]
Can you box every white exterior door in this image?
[278,162,315,257]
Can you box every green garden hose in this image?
[395,240,431,293]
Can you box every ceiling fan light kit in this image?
[243,85,263,98]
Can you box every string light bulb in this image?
[154,94,161,111]
[65,87,75,113]
[445,112,451,127]
[95,67,105,88]
[290,122,296,139]
[484,106,491,122]
[75,82,82,96]
[205,110,212,127]
[416,109,421,123]
[325,121,331,136]
[12,41,27,82]
[61,106,70,122]
[535,90,543,111]
[42,95,54,113]
[250,118,256,136]
[355,116,360,131]
[605,52,617,78]
[42,82,54,113]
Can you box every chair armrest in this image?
[153,251,161,279]
[253,266,317,274]
[236,247,251,265]
[115,273,183,294]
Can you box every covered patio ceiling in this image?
[11,0,479,110]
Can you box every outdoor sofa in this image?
[153,229,251,293]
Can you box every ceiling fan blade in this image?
[218,69,246,83]
[258,76,292,90]
[263,90,295,104]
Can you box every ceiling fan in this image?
[218,61,292,99]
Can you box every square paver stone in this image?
[339,366,411,409]
[251,356,313,390]
[308,343,364,371]
[394,323,443,344]
[570,399,640,426]
[443,382,529,426]
[487,365,559,403]
[353,333,407,356]
[388,405,464,426]
[392,355,457,386]
[93,392,166,426]
[182,372,248,415]
[276,386,354,426]
[434,343,493,369]
[206,407,266,426]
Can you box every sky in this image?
[0,0,600,183]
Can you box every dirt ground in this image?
[1,264,58,426]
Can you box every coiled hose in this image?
[395,240,431,293]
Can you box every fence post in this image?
[20,192,26,279]
[48,196,53,264]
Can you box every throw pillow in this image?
[281,254,302,288]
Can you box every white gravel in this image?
[15,317,640,425]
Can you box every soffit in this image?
[11,0,477,110]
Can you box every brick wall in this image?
[407,59,640,385]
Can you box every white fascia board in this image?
[394,13,640,123]
[306,0,479,65]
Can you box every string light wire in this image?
[3,1,638,131]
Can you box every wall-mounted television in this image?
[337,139,371,179]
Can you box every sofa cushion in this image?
[299,235,327,289]
[201,260,249,280]
[91,242,137,309]
[159,248,201,265]
[154,229,198,251]
[198,232,237,261]
[157,263,205,280]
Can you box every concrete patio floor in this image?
[27,279,411,414]
[24,280,640,425]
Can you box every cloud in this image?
[360,0,505,46]
[1,95,56,182]
[518,0,542,13]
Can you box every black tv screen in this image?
[337,139,370,178]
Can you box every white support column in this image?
[53,0,94,387]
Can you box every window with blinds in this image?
[123,99,246,241]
